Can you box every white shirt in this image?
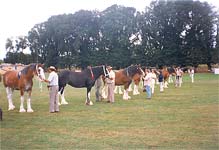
[107,70,115,84]
[143,73,152,86]
[48,71,58,86]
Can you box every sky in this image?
[0,0,218,60]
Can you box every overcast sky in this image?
[0,0,218,60]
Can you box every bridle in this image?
[102,65,109,77]
[36,64,43,80]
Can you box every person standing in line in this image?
[143,69,152,99]
[95,75,102,102]
[150,69,157,94]
[43,66,59,113]
[106,66,115,103]
[175,67,183,87]
[178,68,183,87]
[158,70,164,92]
[189,67,195,83]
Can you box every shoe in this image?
[107,101,110,103]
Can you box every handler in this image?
[43,66,59,113]
[106,66,115,103]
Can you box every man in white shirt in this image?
[106,66,115,103]
[44,66,59,113]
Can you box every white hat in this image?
[49,66,56,71]
[107,66,112,69]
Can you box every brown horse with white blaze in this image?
[3,63,44,112]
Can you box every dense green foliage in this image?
[3,0,219,68]
[0,73,218,149]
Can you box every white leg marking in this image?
[27,97,33,112]
[6,87,15,110]
[19,96,26,112]
[61,91,68,105]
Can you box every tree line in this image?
[4,0,219,69]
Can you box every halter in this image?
[35,64,42,80]
[102,65,109,77]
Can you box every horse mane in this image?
[123,65,138,77]
[20,64,36,75]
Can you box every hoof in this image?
[8,105,15,111]
[61,101,68,105]
[85,101,93,106]
[123,96,129,100]
[27,109,34,113]
[89,101,93,105]
[19,108,26,113]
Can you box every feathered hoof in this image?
[19,108,26,113]
[123,96,129,100]
[85,101,93,106]
[27,109,34,113]
[61,101,68,105]
[8,105,15,111]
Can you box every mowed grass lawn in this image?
[0,73,218,150]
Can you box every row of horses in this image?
[0,63,177,113]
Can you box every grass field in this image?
[0,73,219,150]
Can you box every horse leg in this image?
[128,84,132,92]
[114,86,118,94]
[164,81,168,88]
[123,83,131,100]
[26,91,33,112]
[118,86,123,94]
[101,84,108,99]
[58,86,68,105]
[6,87,15,110]
[19,90,26,112]
[122,89,129,100]
[85,88,93,105]
[133,84,140,95]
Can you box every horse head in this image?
[28,63,44,79]
[126,65,144,78]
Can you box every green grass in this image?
[0,73,219,150]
